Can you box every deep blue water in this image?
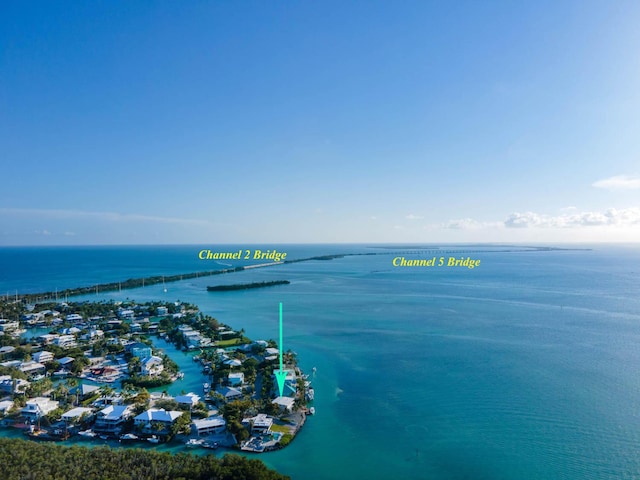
[2,244,640,479]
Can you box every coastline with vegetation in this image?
[207,280,290,292]
[0,288,314,478]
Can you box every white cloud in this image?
[504,212,544,228]
[405,214,423,220]
[592,175,640,190]
[504,208,640,228]
[0,208,210,226]
[444,218,485,229]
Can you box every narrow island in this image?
[0,294,314,463]
[207,280,290,292]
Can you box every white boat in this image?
[203,382,210,393]
[185,438,204,447]
[147,435,161,444]
[120,433,139,441]
[78,430,97,438]
[309,407,316,415]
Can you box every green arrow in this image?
[274,302,287,397]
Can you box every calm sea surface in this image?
[2,244,640,480]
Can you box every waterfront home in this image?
[246,413,273,435]
[228,372,245,386]
[156,306,168,316]
[272,369,297,397]
[65,313,83,322]
[134,408,183,433]
[32,351,54,364]
[191,416,226,436]
[175,392,200,409]
[141,356,164,376]
[271,396,295,413]
[61,407,94,424]
[22,397,59,420]
[93,405,133,434]
[216,386,243,402]
[265,347,279,356]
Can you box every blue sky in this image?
[1,1,639,244]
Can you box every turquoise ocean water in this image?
[2,244,640,479]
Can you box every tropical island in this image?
[207,280,290,292]
[0,295,314,458]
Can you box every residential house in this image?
[272,369,297,397]
[54,335,77,349]
[134,408,183,433]
[32,351,54,364]
[61,407,94,423]
[272,396,295,413]
[131,345,153,360]
[216,386,243,402]
[175,392,200,409]
[93,405,133,434]
[141,356,164,376]
[0,375,30,394]
[22,397,59,420]
[191,416,226,436]
[0,346,16,358]
[19,361,46,377]
[247,413,273,435]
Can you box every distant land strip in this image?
[207,280,291,292]
[11,254,350,303]
[9,247,587,303]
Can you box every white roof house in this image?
[272,396,295,413]
[223,358,242,367]
[249,413,273,434]
[142,356,164,376]
[19,361,46,375]
[192,416,226,436]
[33,351,54,363]
[94,405,133,433]
[175,392,200,408]
[22,397,59,419]
[61,407,93,422]
[134,408,183,426]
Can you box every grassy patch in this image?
[270,423,290,433]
